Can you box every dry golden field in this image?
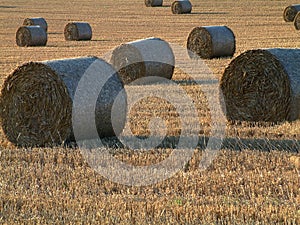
[1,0,300,224]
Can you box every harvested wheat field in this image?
[0,0,300,224]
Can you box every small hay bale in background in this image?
[110,37,175,85]
[0,56,127,147]
[145,0,163,7]
[23,17,48,31]
[16,26,47,47]
[283,4,300,22]
[171,0,192,14]
[294,12,300,30]
[64,22,92,41]
[187,26,235,59]
[220,49,300,122]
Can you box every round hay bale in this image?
[283,4,300,22]
[294,12,300,30]
[64,22,92,41]
[187,26,235,59]
[220,49,300,122]
[0,56,126,147]
[171,0,192,14]
[110,37,175,85]
[145,0,163,7]
[23,17,48,31]
[16,26,47,47]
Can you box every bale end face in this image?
[110,44,146,85]
[171,1,192,14]
[294,12,300,30]
[187,27,213,59]
[16,26,47,47]
[220,49,292,123]
[0,62,72,147]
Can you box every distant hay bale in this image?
[16,26,47,47]
[64,22,92,41]
[283,4,300,22]
[110,37,175,84]
[220,49,300,122]
[187,26,235,59]
[145,0,163,7]
[0,56,126,147]
[23,17,48,31]
[294,12,300,30]
[171,0,192,14]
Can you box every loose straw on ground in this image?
[64,22,92,41]
[16,26,47,47]
[23,17,48,31]
[171,0,192,14]
[0,56,126,147]
[187,26,235,59]
[220,49,300,122]
[145,0,163,7]
[110,37,175,85]
[283,4,300,22]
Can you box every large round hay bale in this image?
[64,22,92,41]
[23,17,48,32]
[294,12,300,30]
[16,26,47,47]
[220,49,300,122]
[187,26,235,59]
[283,4,300,22]
[0,56,126,147]
[171,0,192,14]
[110,37,175,85]
[145,0,163,7]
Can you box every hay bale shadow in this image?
[66,135,300,153]
[0,6,17,8]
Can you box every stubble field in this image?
[0,0,300,224]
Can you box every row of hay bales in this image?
[145,0,192,14]
[16,18,92,47]
[0,37,174,147]
[1,24,236,147]
[3,2,300,147]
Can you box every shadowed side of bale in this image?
[145,0,163,7]
[64,22,92,41]
[220,49,300,122]
[23,17,48,31]
[294,12,300,30]
[110,37,175,85]
[187,26,235,59]
[0,57,127,147]
[171,0,192,14]
[284,4,300,22]
[16,26,47,47]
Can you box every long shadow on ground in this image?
[76,136,300,153]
